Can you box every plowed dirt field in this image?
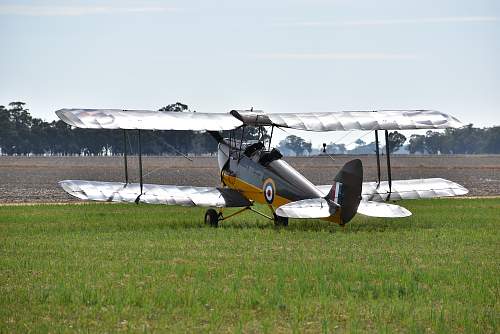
[1,155,499,202]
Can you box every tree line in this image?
[407,126,500,154]
[320,126,499,155]
[1,101,498,155]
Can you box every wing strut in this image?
[384,130,392,200]
[374,130,381,184]
[123,130,129,184]
[238,126,246,161]
[268,125,274,150]
[135,129,144,204]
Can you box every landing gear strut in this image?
[204,206,288,228]
[204,209,219,227]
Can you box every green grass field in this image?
[0,199,498,333]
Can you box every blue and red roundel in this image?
[262,178,275,204]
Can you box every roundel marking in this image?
[262,178,276,204]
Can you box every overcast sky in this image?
[1,0,498,147]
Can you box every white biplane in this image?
[56,108,468,226]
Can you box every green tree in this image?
[0,105,12,154]
[282,135,310,156]
[483,127,500,153]
[3,102,32,154]
[387,131,407,153]
[408,134,425,154]
[304,141,312,155]
[354,139,366,146]
[159,102,190,112]
[443,124,483,154]
[326,143,346,154]
[424,131,443,154]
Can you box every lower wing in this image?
[316,178,468,202]
[59,180,251,207]
[316,178,468,218]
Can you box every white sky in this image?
[0,0,498,147]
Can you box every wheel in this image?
[273,213,289,227]
[205,209,219,227]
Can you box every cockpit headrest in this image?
[244,142,265,157]
[258,148,283,166]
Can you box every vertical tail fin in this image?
[327,159,363,224]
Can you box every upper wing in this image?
[232,110,463,131]
[56,109,243,131]
[60,180,251,207]
[316,178,468,201]
[57,108,462,132]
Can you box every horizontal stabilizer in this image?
[275,198,337,218]
[56,109,243,131]
[357,201,412,218]
[59,180,251,207]
[316,178,468,202]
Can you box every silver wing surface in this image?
[275,198,336,218]
[316,178,468,202]
[232,110,463,131]
[275,197,411,219]
[357,201,412,218]
[57,108,462,132]
[56,109,243,131]
[60,180,251,207]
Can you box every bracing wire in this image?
[344,129,375,147]
[126,131,133,154]
[334,130,354,145]
[125,131,193,181]
[164,142,193,162]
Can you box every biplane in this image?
[56,108,468,227]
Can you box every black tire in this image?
[273,213,289,227]
[205,209,219,227]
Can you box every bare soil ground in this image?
[0,155,499,202]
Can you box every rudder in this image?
[327,159,363,224]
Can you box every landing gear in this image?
[204,206,288,228]
[204,209,219,227]
[273,213,289,227]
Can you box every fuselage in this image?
[217,143,325,208]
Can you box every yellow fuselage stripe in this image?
[222,173,291,208]
[222,173,341,224]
